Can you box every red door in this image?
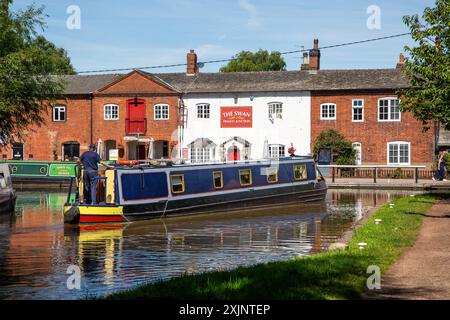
[227,146,240,161]
[138,145,147,160]
[126,98,146,134]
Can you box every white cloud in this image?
[238,0,261,28]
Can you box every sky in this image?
[12,0,436,74]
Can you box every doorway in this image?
[227,145,240,161]
[105,140,117,160]
[352,142,362,165]
[126,98,146,134]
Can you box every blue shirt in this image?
[80,151,101,172]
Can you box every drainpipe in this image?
[90,92,94,144]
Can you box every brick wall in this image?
[311,90,435,166]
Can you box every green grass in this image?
[106,194,441,300]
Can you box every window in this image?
[320,103,336,120]
[269,144,285,158]
[213,171,223,189]
[388,142,410,165]
[266,167,278,183]
[352,99,364,122]
[197,104,210,119]
[154,104,169,120]
[53,105,66,122]
[239,169,252,186]
[191,148,212,163]
[104,104,119,120]
[170,174,185,193]
[294,165,307,180]
[378,98,400,121]
[62,142,80,161]
[268,102,283,119]
[12,143,23,160]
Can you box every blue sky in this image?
[13,0,435,73]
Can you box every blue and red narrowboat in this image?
[63,156,327,224]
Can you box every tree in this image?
[0,0,75,144]
[220,49,286,72]
[313,129,355,165]
[400,0,450,130]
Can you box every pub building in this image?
[0,40,437,167]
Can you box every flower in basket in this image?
[288,143,296,156]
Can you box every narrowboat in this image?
[0,163,16,214]
[63,156,327,224]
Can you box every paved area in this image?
[365,198,450,299]
[327,178,450,190]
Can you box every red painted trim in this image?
[79,215,125,223]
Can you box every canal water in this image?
[0,189,418,300]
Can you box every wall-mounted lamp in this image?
[234,96,238,104]
[249,95,254,101]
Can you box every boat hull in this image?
[64,180,327,223]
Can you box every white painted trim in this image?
[154,103,170,120]
[103,104,120,121]
[320,103,336,120]
[351,99,364,122]
[52,105,66,122]
[387,141,411,166]
[378,97,401,122]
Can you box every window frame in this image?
[154,104,170,120]
[266,167,279,184]
[293,164,308,181]
[52,105,67,122]
[320,103,336,120]
[239,169,253,186]
[197,103,210,119]
[352,99,364,122]
[170,174,185,194]
[268,102,283,119]
[213,171,223,189]
[387,141,410,166]
[378,98,401,122]
[104,104,119,120]
[269,144,285,159]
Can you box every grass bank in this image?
[107,194,440,300]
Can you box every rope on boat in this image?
[160,199,169,219]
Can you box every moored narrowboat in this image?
[63,156,327,224]
[0,163,16,215]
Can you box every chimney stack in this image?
[396,53,405,69]
[186,49,199,76]
[301,52,309,70]
[308,39,321,71]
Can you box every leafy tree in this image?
[313,129,355,165]
[400,0,450,130]
[220,49,286,72]
[0,0,74,144]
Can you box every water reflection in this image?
[0,189,419,300]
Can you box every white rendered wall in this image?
[180,92,311,161]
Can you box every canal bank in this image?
[0,189,408,300]
[106,194,440,300]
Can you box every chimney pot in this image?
[314,39,319,49]
[308,39,321,71]
[396,53,405,69]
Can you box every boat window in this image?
[213,171,223,189]
[294,165,307,180]
[170,174,185,193]
[239,169,252,186]
[266,167,278,183]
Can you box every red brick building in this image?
[2,70,182,161]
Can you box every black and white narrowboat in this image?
[63,156,327,223]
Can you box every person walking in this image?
[433,150,448,181]
[78,144,114,204]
